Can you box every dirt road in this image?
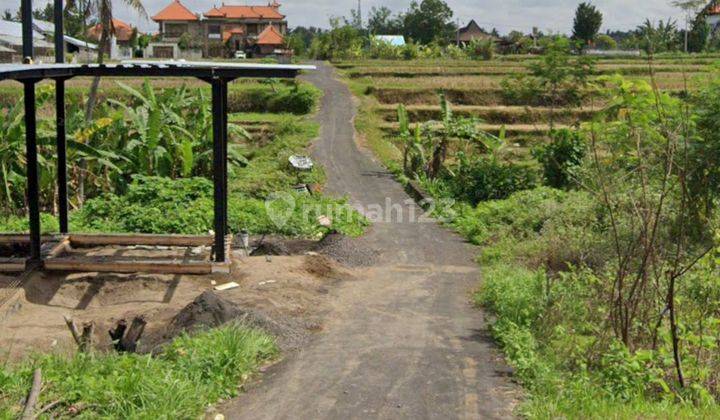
[224,63,516,419]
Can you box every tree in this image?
[636,19,680,54]
[402,0,456,45]
[687,18,710,53]
[367,6,402,34]
[66,0,146,202]
[572,2,603,49]
[32,3,55,21]
[672,0,706,52]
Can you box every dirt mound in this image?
[247,236,317,256]
[163,290,310,351]
[313,233,380,267]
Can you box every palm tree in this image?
[66,0,146,201]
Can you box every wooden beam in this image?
[68,234,214,248]
[44,258,227,275]
[0,261,26,272]
[0,234,59,244]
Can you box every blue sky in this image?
[2,0,693,34]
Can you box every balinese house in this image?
[456,20,494,46]
[151,0,289,59]
[86,18,137,59]
[704,2,720,29]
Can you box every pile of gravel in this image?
[313,233,380,267]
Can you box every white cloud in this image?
[1,0,689,34]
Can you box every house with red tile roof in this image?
[86,18,138,58]
[150,0,289,59]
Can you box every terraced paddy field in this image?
[339,56,719,168]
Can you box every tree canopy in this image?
[572,2,603,48]
[402,0,456,45]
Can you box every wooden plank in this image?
[0,234,59,244]
[44,258,225,275]
[0,261,26,272]
[69,234,214,248]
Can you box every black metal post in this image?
[24,81,42,263]
[21,0,33,60]
[211,79,227,262]
[55,79,68,233]
[221,80,229,241]
[54,0,68,234]
[54,0,64,63]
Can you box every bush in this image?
[533,128,586,189]
[467,38,495,60]
[228,83,320,115]
[444,157,538,205]
[594,34,617,50]
[71,176,367,237]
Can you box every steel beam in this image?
[23,81,42,263]
[21,0,33,60]
[54,0,64,64]
[211,79,228,262]
[55,78,68,233]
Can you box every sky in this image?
[0,0,693,35]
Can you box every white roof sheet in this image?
[0,34,54,48]
[0,20,45,39]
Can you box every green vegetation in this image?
[0,82,365,237]
[0,324,277,419]
[344,37,720,416]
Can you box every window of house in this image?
[165,23,188,38]
[208,24,221,39]
[246,24,258,35]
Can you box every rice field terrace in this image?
[339,56,720,167]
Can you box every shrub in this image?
[594,34,617,50]
[533,128,586,189]
[467,38,495,60]
[71,176,367,237]
[444,157,538,205]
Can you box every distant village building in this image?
[456,20,493,46]
[0,20,55,61]
[705,3,720,28]
[86,18,137,59]
[150,0,289,59]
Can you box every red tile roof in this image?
[710,4,720,15]
[204,5,285,20]
[87,19,135,42]
[257,25,284,45]
[223,26,246,42]
[152,0,198,22]
[204,7,225,18]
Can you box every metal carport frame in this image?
[2,0,313,273]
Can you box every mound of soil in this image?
[313,233,380,267]
[163,290,310,351]
[247,236,317,256]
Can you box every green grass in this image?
[0,324,277,419]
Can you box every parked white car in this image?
[234,51,247,59]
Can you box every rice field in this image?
[340,56,720,166]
